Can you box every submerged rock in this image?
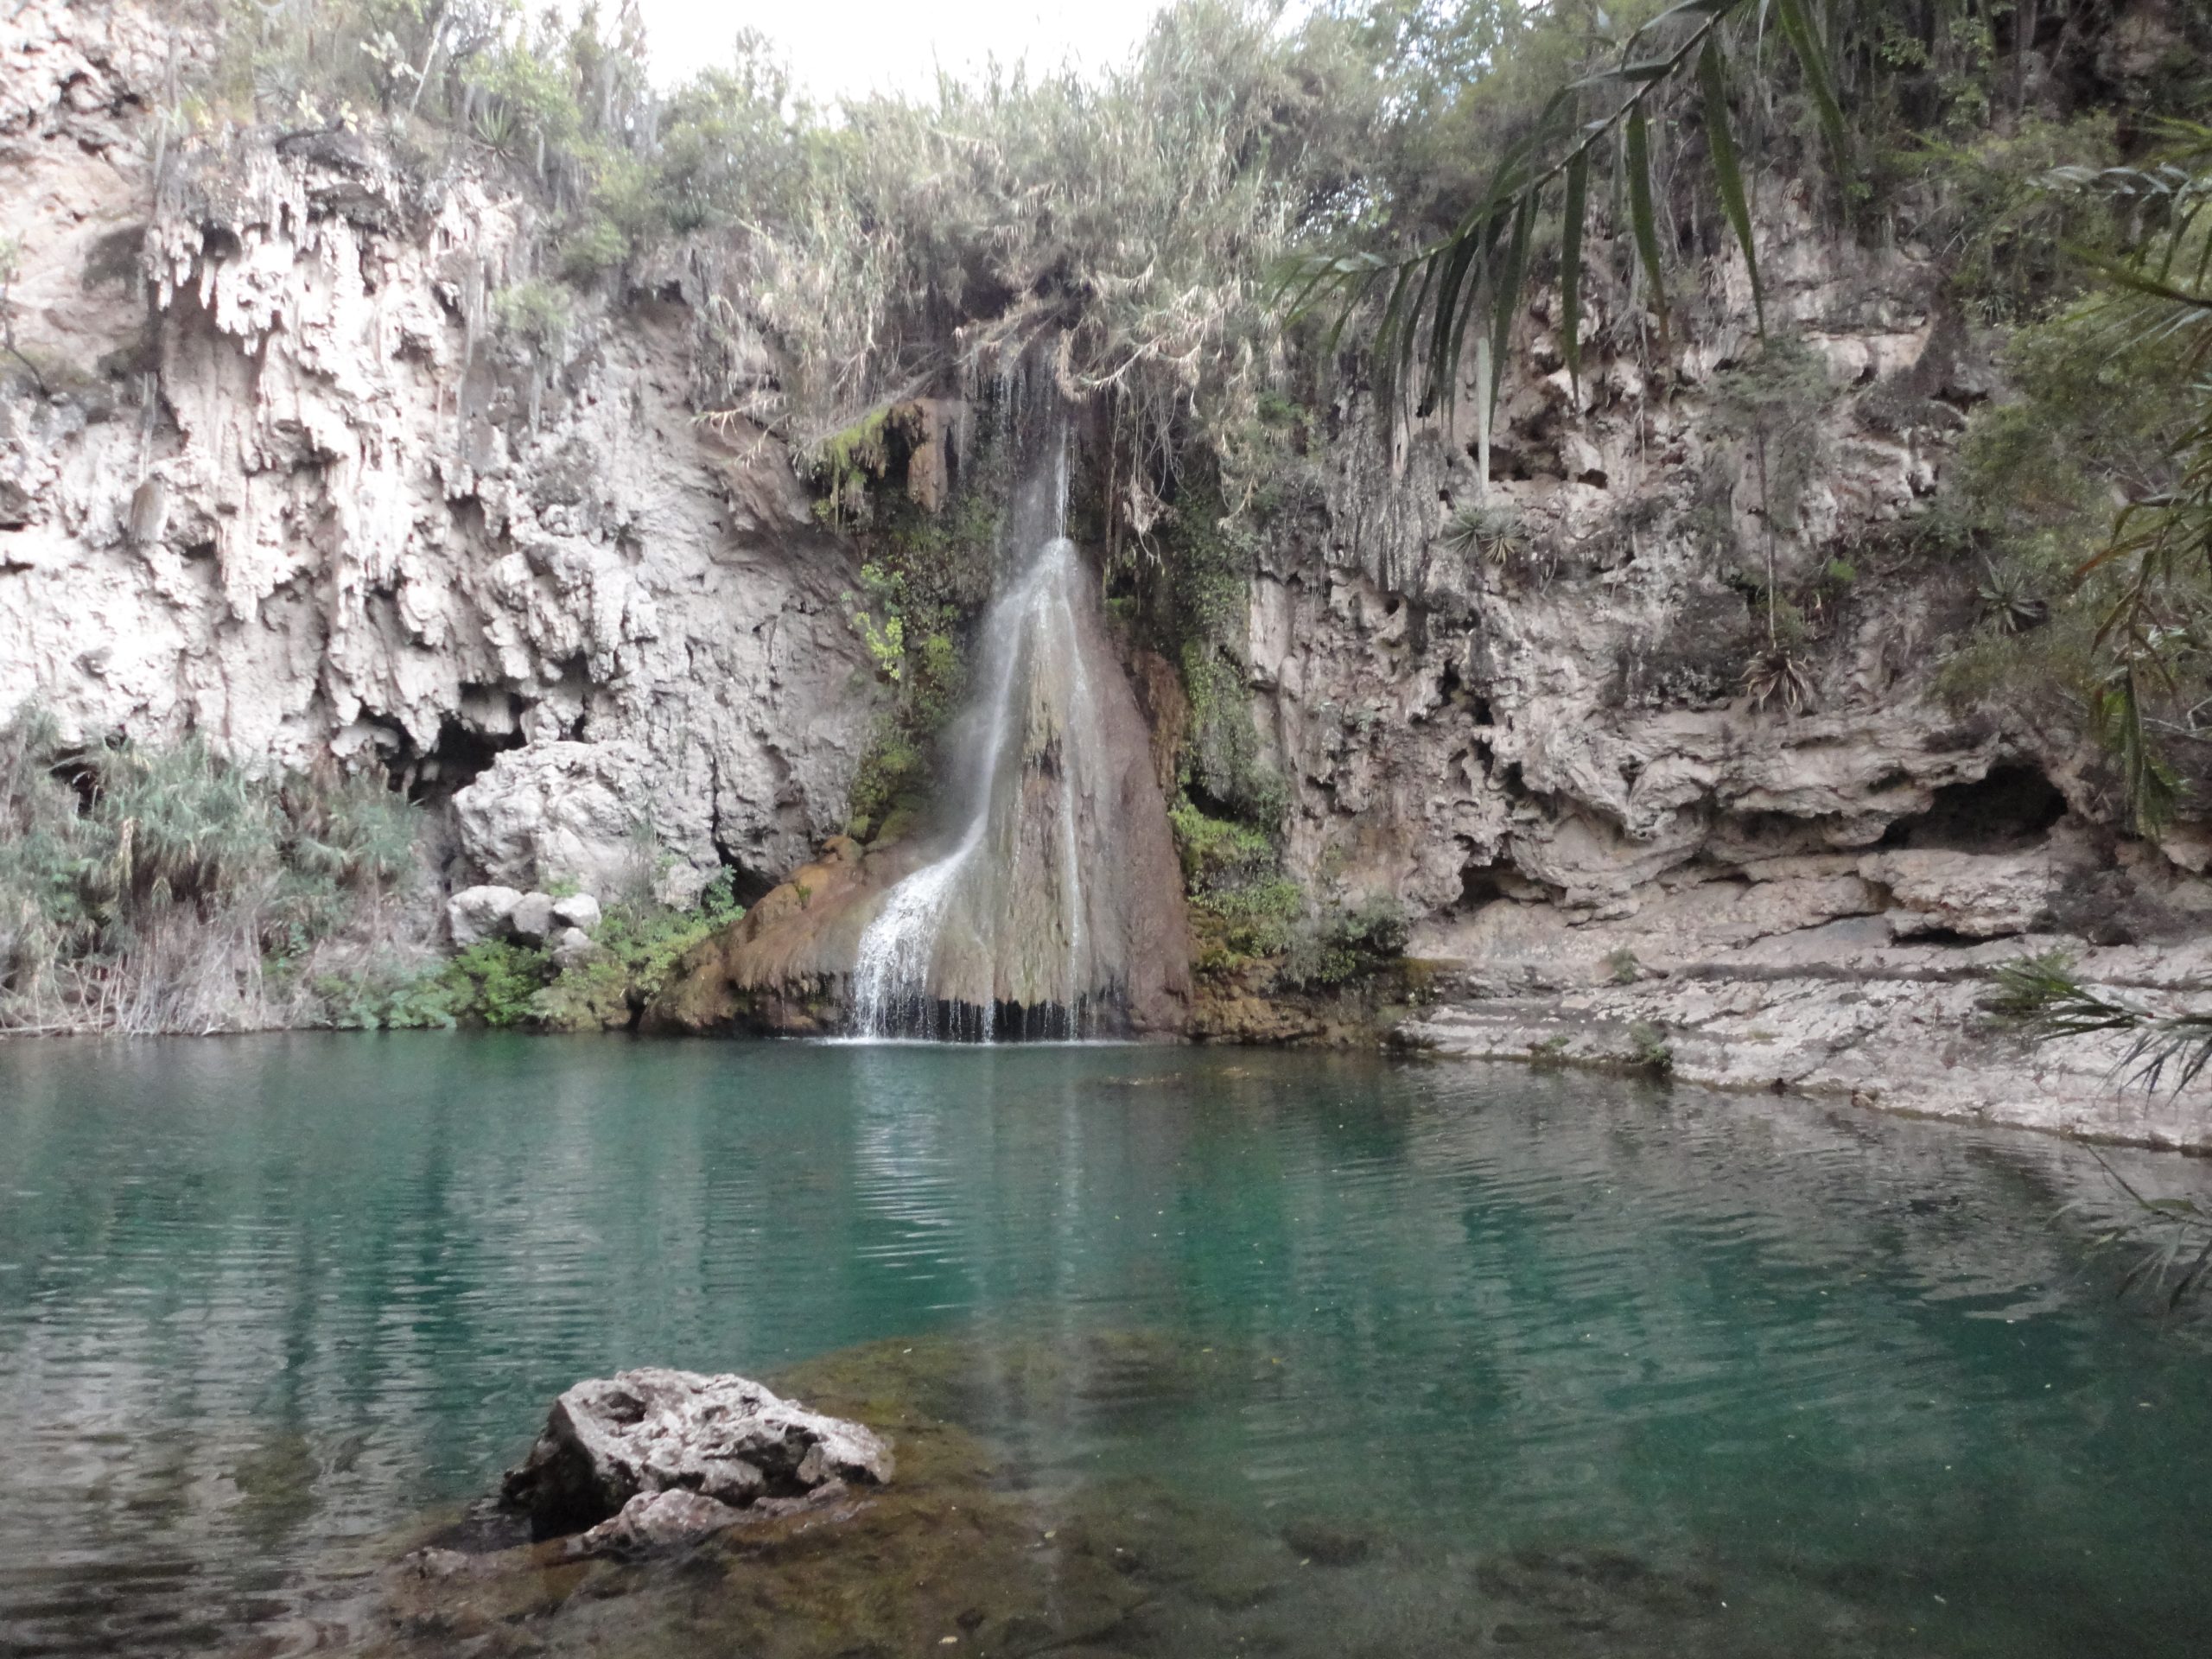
[499,1368,893,1542]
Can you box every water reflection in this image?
[0,1036,2208,1656]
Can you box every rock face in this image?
[551,893,602,932]
[446,885,522,948]
[550,925,596,969]
[1249,219,2047,923]
[500,1368,893,1543]
[0,2,875,908]
[505,892,556,944]
[11,7,2212,1137]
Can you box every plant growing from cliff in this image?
[1442,502,1522,569]
[1281,895,1409,989]
[1935,292,2196,773]
[0,232,47,398]
[1987,947,2212,1095]
[1976,557,2050,635]
[1704,334,1834,711]
[0,713,424,1034]
[1288,0,1859,427]
[1170,795,1300,973]
[493,278,572,358]
[1742,648,1815,715]
[2013,124,2212,831]
[1920,119,2212,831]
[1628,1019,1675,1076]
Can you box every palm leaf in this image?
[1771,0,1849,179]
[1491,191,1535,425]
[1560,148,1588,395]
[1625,102,1671,361]
[1698,36,1763,331]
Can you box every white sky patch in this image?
[632,0,1173,101]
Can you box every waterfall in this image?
[849,391,1121,1040]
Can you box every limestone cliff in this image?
[1243,194,2212,1144]
[6,3,2210,1146]
[1,0,875,905]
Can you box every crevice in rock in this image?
[1879,763,2066,853]
[394,715,524,804]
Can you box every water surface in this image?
[2,1036,2209,1655]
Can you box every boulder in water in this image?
[499,1368,893,1541]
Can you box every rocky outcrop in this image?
[1,2,876,908]
[1402,937,2212,1152]
[1393,805,2212,1147]
[650,834,899,1033]
[10,7,2212,1143]
[499,1368,893,1545]
[446,882,605,948]
[1251,202,2055,921]
[446,884,523,947]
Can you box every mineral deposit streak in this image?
[850,389,1116,1040]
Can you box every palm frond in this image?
[1281,0,1802,427]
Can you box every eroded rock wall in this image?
[1250,187,2210,963]
[1,1,875,904]
[1246,182,2211,1141]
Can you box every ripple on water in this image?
[1,1038,2209,1657]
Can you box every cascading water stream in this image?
[849,396,1116,1040]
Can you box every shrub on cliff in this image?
[0,711,423,1034]
[319,872,747,1032]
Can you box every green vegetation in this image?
[837,486,996,836]
[312,872,745,1032]
[1168,794,1404,988]
[1929,137,2212,825]
[1705,333,1837,710]
[0,709,748,1037]
[1628,1019,1675,1076]
[1281,895,1410,989]
[0,709,416,1034]
[142,3,2212,1020]
[1171,795,1297,971]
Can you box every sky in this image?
[632,0,1173,101]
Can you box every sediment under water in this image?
[2,1035,2209,1656]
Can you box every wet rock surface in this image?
[499,1369,893,1543]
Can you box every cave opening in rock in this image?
[393,716,524,805]
[1880,764,2068,854]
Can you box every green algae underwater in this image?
[3,1033,2211,1656]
